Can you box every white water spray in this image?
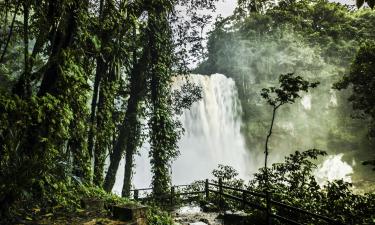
[111,74,253,193]
[172,74,253,184]
[314,154,353,186]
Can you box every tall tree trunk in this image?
[148,9,177,197]
[103,51,147,192]
[87,0,106,160]
[38,1,78,97]
[93,61,111,186]
[68,0,91,181]
[87,59,104,159]
[121,120,141,197]
[1,0,82,215]
[22,1,30,97]
[0,1,20,63]
[91,0,122,187]
[13,0,60,95]
[121,25,143,197]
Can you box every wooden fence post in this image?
[218,178,223,209]
[205,179,209,200]
[266,191,272,225]
[134,190,139,201]
[170,186,175,205]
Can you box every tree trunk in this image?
[121,105,142,197]
[103,51,147,192]
[87,0,106,160]
[37,1,78,97]
[87,58,104,159]
[18,1,31,98]
[148,10,176,197]
[93,61,111,186]
[0,1,20,63]
[264,105,279,190]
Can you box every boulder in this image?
[111,204,148,225]
[81,198,104,211]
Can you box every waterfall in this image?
[111,74,253,194]
[172,74,253,184]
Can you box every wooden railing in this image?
[130,184,204,205]
[131,179,345,225]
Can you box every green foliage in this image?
[255,150,375,225]
[214,150,375,225]
[261,73,319,107]
[335,41,375,170]
[212,164,240,181]
[335,41,375,134]
[0,1,217,221]
[147,7,182,196]
[172,80,203,115]
[212,164,245,194]
[261,73,319,193]
[250,149,326,193]
[209,165,245,210]
[0,180,138,224]
[79,185,132,206]
[197,0,375,178]
[0,93,73,182]
[147,206,174,225]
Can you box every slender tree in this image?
[261,73,318,190]
[103,48,148,193]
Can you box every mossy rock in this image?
[111,204,148,225]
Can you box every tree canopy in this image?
[0,0,216,221]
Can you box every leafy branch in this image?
[261,73,319,190]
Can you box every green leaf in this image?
[40,137,49,143]
[25,216,33,221]
[91,35,101,50]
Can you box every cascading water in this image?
[111,74,254,194]
[172,74,254,184]
[110,73,357,196]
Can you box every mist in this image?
[196,22,375,189]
